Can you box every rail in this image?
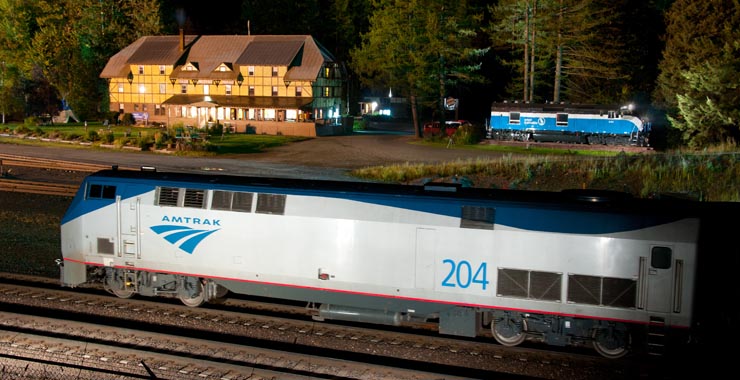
[0,153,119,172]
[0,178,78,197]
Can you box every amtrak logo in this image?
[150,224,220,254]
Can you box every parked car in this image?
[423,120,470,137]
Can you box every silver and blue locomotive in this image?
[488,102,650,146]
[60,168,700,358]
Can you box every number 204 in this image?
[441,259,489,290]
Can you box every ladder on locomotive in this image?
[647,316,667,356]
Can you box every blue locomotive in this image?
[60,168,702,358]
[488,102,650,146]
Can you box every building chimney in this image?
[247,20,251,36]
[179,28,184,51]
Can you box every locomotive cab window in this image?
[651,246,672,269]
[87,184,116,199]
[556,113,568,126]
[509,112,520,125]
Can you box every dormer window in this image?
[184,62,199,71]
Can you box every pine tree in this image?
[351,0,487,136]
[488,0,625,104]
[656,0,740,147]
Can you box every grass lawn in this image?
[0,121,308,155]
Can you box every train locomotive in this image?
[60,168,701,359]
[488,102,651,146]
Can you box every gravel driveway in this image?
[0,124,504,181]
[243,133,503,169]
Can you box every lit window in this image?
[248,66,254,76]
[225,84,232,95]
[204,85,210,95]
[181,84,187,94]
[272,86,278,96]
[324,87,330,97]
[159,83,166,94]
[138,65,144,74]
[119,103,124,112]
[219,66,226,72]
[324,67,330,78]
[139,85,146,93]
[295,86,302,97]
[118,84,124,93]
[272,66,278,76]
[159,65,165,75]
[248,86,255,96]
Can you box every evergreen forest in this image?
[0,0,738,149]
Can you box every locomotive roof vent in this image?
[423,183,460,193]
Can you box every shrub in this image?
[85,130,100,142]
[207,123,223,136]
[14,125,31,135]
[154,132,171,149]
[453,123,484,145]
[353,118,368,131]
[23,116,40,127]
[121,113,136,126]
[138,135,154,151]
[63,132,82,141]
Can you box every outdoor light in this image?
[191,78,198,87]
[127,71,134,85]
[170,78,176,87]
[284,79,291,88]
[236,73,244,87]
[212,79,220,87]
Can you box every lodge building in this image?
[100,31,346,136]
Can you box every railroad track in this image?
[0,178,78,196]
[0,273,642,380]
[0,154,136,197]
[0,153,119,172]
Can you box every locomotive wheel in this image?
[592,328,630,359]
[208,285,230,304]
[104,282,134,299]
[491,314,527,346]
[179,280,206,307]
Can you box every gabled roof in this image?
[100,34,334,83]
